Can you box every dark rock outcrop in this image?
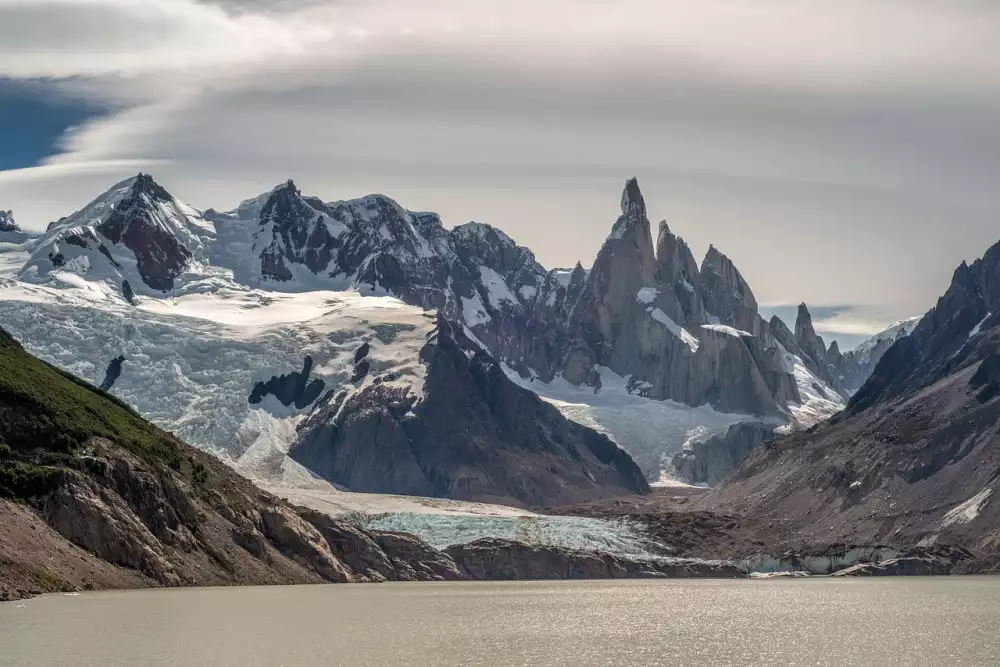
[122,280,135,305]
[831,557,951,577]
[99,355,126,391]
[290,315,650,506]
[248,356,326,410]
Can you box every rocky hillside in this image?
[290,315,649,505]
[705,241,1000,570]
[0,326,471,600]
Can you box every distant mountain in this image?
[0,210,18,233]
[833,316,921,393]
[2,173,875,496]
[706,239,1000,570]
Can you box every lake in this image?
[2,578,999,666]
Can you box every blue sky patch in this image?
[0,79,109,171]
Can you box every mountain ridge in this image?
[2,173,909,495]
[703,234,1000,570]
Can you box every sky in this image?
[2,0,1000,349]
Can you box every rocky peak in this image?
[827,339,843,365]
[768,315,799,354]
[91,174,194,292]
[0,209,19,233]
[255,180,340,280]
[568,261,588,291]
[128,173,172,203]
[576,179,658,359]
[259,180,319,226]
[700,245,758,311]
[606,178,655,264]
[450,222,544,280]
[620,176,646,218]
[699,245,764,337]
[794,303,829,369]
[654,220,703,322]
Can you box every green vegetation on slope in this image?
[0,328,205,500]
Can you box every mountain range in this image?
[4,171,999,586]
[0,174,913,500]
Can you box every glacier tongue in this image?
[504,364,753,482]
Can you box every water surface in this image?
[3,578,998,666]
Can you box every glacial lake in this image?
[3,578,999,666]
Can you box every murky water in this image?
[3,578,999,666]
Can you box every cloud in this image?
[0,0,331,78]
[2,0,1000,335]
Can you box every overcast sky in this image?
[2,0,999,348]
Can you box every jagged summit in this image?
[620,177,646,217]
[129,172,172,201]
[795,302,813,328]
[0,209,19,233]
[18,172,205,293]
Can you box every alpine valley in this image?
[4,173,995,599]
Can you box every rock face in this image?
[290,315,650,506]
[445,538,745,580]
[704,237,1000,570]
[671,422,777,486]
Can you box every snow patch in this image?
[551,269,574,288]
[775,342,845,431]
[505,365,749,481]
[461,294,491,327]
[941,488,992,527]
[649,307,699,352]
[701,324,752,338]
[636,287,659,304]
[478,265,519,307]
[969,313,991,339]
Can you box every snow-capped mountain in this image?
[0,173,863,493]
[20,175,215,298]
[831,316,922,393]
[0,209,19,233]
